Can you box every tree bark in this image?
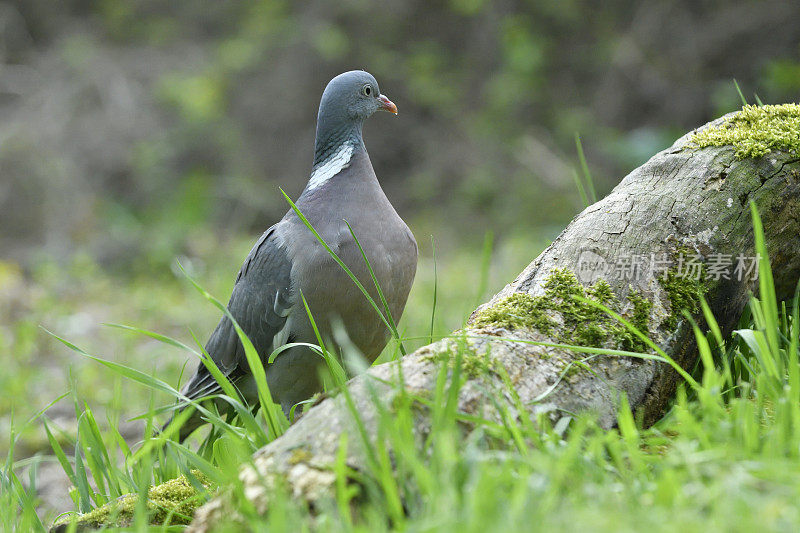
[187,115,800,531]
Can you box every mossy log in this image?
[58,107,800,531]
[185,109,800,531]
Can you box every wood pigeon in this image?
[172,70,417,441]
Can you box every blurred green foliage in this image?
[1,0,798,272]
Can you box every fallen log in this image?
[53,106,800,532]
[187,106,800,531]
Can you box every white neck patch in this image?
[307,142,354,191]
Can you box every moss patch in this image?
[657,268,707,330]
[471,293,555,334]
[53,472,213,529]
[690,103,800,158]
[626,292,653,344]
[473,269,651,352]
[289,446,313,465]
[421,342,498,378]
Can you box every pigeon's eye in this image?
[361,84,372,96]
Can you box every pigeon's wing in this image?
[180,223,294,402]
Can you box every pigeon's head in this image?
[319,70,397,125]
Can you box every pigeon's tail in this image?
[162,327,232,442]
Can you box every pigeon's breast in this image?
[286,176,417,360]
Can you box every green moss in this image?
[471,293,554,333]
[658,268,707,330]
[288,446,313,465]
[563,359,592,379]
[389,392,431,413]
[421,344,498,378]
[586,279,616,305]
[472,269,651,352]
[461,348,496,376]
[690,103,800,158]
[618,292,652,351]
[53,472,213,529]
[577,323,607,348]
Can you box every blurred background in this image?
[1,0,799,519]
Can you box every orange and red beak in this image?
[378,94,398,114]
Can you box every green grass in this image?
[4,203,800,531]
[0,225,534,527]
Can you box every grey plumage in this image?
[172,71,417,441]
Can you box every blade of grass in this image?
[82,403,122,496]
[699,297,733,389]
[186,330,244,406]
[268,342,324,364]
[299,291,348,387]
[574,133,597,204]
[43,327,183,398]
[429,235,438,345]
[72,428,99,510]
[103,323,200,356]
[43,420,85,508]
[751,201,780,362]
[4,469,45,532]
[733,79,748,106]
[343,219,406,356]
[334,433,356,528]
[790,280,800,404]
[572,168,589,208]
